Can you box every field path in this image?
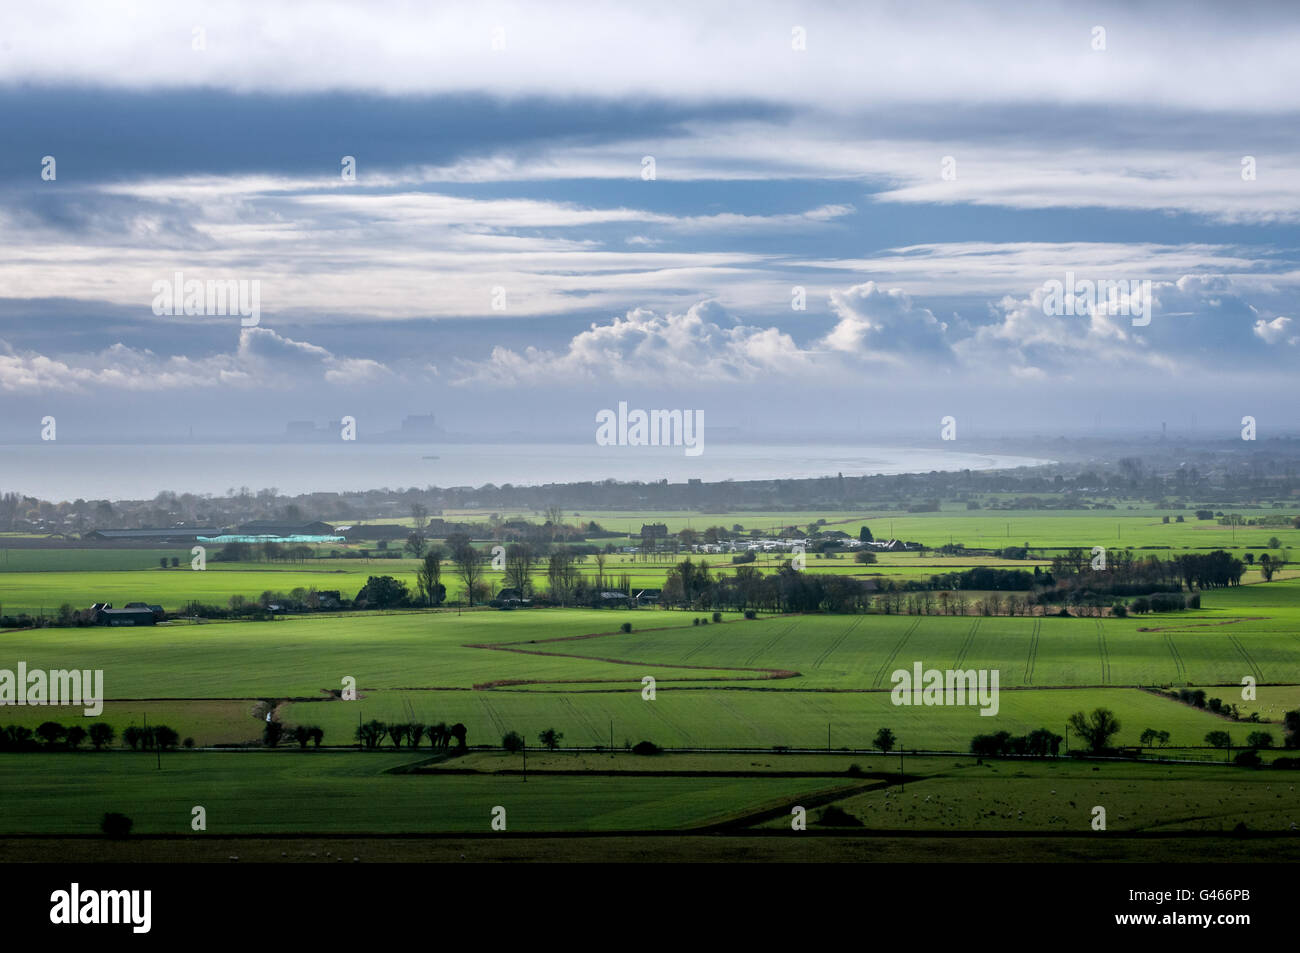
[476,696,508,738]
[1163,633,1187,681]
[1136,616,1268,633]
[952,619,981,670]
[813,617,863,670]
[559,694,605,745]
[1096,620,1112,685]
[465,619,801,691]
[744,620,798,666]
[872,618,921,688]
[1228,635,1263,682]
[1023,619,1041,685]
[680,630,721,662]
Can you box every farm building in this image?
[96,607,156,626]
[83,526,221,543]
[234,520,336,537]
[491,588,533,608]
[123,602,166,621]
[339,524,411,541]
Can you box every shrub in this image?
[692,618,700,625]
[101,812,133,838]
[182,737,195,749]
[87,723,115,750]
[1234,749,1262,768]
[712,612,722,623]
[815,805,863,827]
[631,740,662,755]
[35,721,67,747]
[743,609,757,620]
[152,725,180,750]
[1149,593,1186,613]
[620,622,632,633]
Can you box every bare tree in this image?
[448,534,484,605]
[547,548,580,604]
[404,531,427,559]
[544,503,565,540]
[504,542,535,595]
[417,546,446,606]
[0,492,21,532]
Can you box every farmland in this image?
[0,513,1294,617]
[0,751,852,835]
[0,596,1290,752]
[2,509,1299,860]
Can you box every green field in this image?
[756,756,1300,832]
[2,509,1298,851]
[1,580,1297,752]
[1,503,1294,617]
[0,751,852,834]
[2,750,1294,840]
[0,547,1294,617]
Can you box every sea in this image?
[0,443,1053,501]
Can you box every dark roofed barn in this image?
[234,520,336,537]
[96,607,156,626]
[83,527,221,543]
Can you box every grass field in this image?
[0,581,1296,753]
[0,503,1295,616]
[2,509,1298,851]
[0,549,1295,617]
[0,751,854,835]
[2,750,1295,840]
[759,755,1300,833]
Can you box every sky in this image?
[1,1,1299,445]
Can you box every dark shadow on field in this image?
[3,833,1299,863]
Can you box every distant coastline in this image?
[0,442,1053,501]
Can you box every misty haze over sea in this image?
[0,443,1051,501]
